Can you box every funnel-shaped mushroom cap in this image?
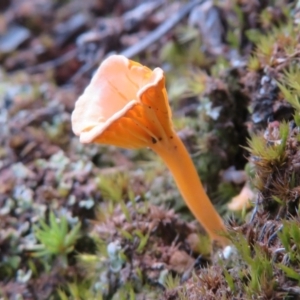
[72,55,173,149]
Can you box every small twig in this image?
[120,0,205,58]
[12,106,60,128]
[12,49,77,74]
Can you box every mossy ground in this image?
[1,0,300,299]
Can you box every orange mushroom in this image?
[72,55,228,246]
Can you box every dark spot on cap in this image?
[152,137,157,144]
[159,137,162,141]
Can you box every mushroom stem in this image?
[151,132,228,246]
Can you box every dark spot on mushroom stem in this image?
[152,137,157,144]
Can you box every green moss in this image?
[33,211,81,264]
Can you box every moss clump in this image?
[76,198,209,299]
